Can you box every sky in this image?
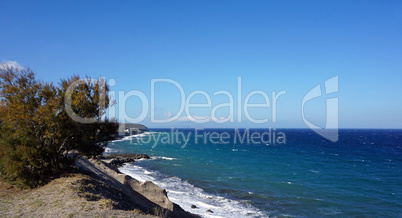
[1,0,401,129]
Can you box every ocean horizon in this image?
[106,128,402,217]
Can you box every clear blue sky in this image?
[1,0,401,128]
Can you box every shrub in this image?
[0,67,118,187]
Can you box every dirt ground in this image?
[0,174,155,218]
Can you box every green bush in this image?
[0,67,118,188]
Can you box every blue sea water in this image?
[106,129,402,217]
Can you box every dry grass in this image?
[153,206,169,218]
[0,174,153,218]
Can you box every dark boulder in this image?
[109,158,136,169]
[100,153,151,169]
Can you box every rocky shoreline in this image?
[0,151,210,217]
[0,153,199,217]
[99,153,151,169]
[74,155,199,218]
[98,153,216,216]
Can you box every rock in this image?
[75,157,198,218]
[191,205,197,209]
[102,153,150,160]
[117,123,149,137]
[206,209,213,213]
[109,158,136,169]
[100,153,151,169]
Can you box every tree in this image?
[0,67,118,187]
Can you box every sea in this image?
[105,128,402,217]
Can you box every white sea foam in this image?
[111,131,156,142]
[104,147,120,153]
[119,162,267,218]
[310,170,320,174]
[151,156,177,161]
[131,131,154,138]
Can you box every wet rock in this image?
[100,153,151,169]
[109,158,135,169]
[102,153,150,160]
[206,209,213,213]
[191,205,197,209]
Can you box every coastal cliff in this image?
[75,156,197,217]
[0,155,198,218]
[118,123,149,137]
[0,122,197,217]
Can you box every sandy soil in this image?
[0,155,197,218]
[0,173,154,217]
